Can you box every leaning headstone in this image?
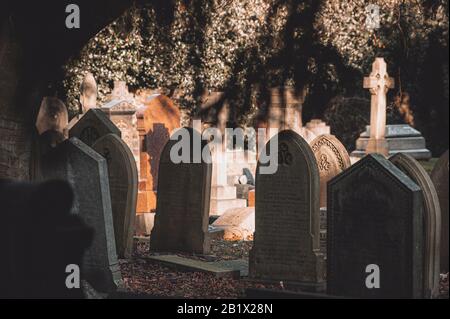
[93,134,138,259]
[390,153,441,298]
[212,207,255,241]
[310,134,351,208]
[431,150,449,273]
[150,127,212,254]
[41,137,122,293]
[69,109,121,147]
[327,154,423,298]
[249,130,325,289]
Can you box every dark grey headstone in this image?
[430,150,449,273]
[41,137,122,293]
[69,109,121,147]
[150,128,212,254]
[93,134,138,259]
[249,130,324,287]
[327,154,424,298]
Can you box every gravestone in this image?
[351,58,430,160]
[310,134,351,208]
[35,97,69,137]
[41,137,122,293]
[150,127,212,254]
[32,97,69,180]
[209,146,247,216]
[66,72,99,131]
[390,153,441,298]
[431,150,449,273]
[212,207,255,241]
[79,72,98,113]
[327,154,423,298]
[101,81,140,170]
[93,134,138,259]
[135,92,180,235]
[69,108,121,147]
[249,130,324,288]
[362,57,395,156]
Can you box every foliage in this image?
[63,0,449,153]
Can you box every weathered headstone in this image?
[35,97,69,136]
[327,154,423,298]
[93,134,138,259]
[66,72,99,131]
[249,130,324,288]
[41,137,122,293]
[362,57,395,156]
[101,81,140,170]
[69,108,121,147]
[390,153,441,298]
[135,92,180,235]
[32,97,69,180]
[310,134,351,208]
[150,128,212,254]
[79,72,98,113]
[212,207,255,241]
[431,150,449,273]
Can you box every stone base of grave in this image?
[351,124,432,160]
[210,185,247,216]
[366,138,390,157]
[135,212,155,236]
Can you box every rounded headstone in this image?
[310,134,351,208]
[431,150,449,273]
[390,153,441,298]
[93,134,138,259]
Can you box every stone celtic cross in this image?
[363,57,395,156]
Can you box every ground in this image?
[119,239,449,299]
[119,239,277,298]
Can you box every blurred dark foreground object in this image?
[0,179,93,299]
